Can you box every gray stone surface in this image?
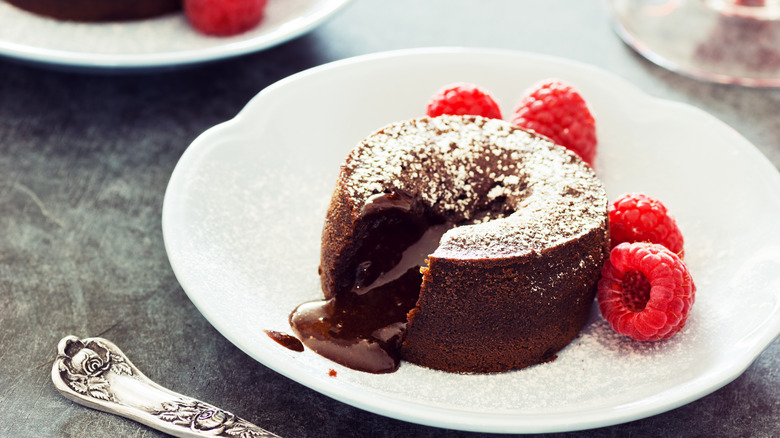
[1,1,779,437]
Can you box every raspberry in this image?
[426,83,502,119]
[609,193,685,257]
[598,242,696,341]
[184,0,267,37]
[510,79,597,165]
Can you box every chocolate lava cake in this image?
[5,0,181,21]
[292,115,609,374]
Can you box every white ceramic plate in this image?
[0,0,350,70]
[162,48,780,433]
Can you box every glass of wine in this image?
[608,0,780,86]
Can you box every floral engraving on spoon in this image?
[55,337,132,403]
[52,336,281,437]
[152,400,271,437]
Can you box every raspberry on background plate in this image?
[597,242,696,341]
[184,0,268,37]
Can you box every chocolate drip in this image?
[264,330,304,352]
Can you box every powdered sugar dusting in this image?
[338,306,702,413]
[341,115,607,259]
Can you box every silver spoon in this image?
[51,335,281,438]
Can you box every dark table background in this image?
[2,1,779,437]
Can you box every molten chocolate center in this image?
[289,191,450,373]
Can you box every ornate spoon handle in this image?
[51,335,280,438]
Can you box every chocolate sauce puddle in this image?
[289,267,421,373]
